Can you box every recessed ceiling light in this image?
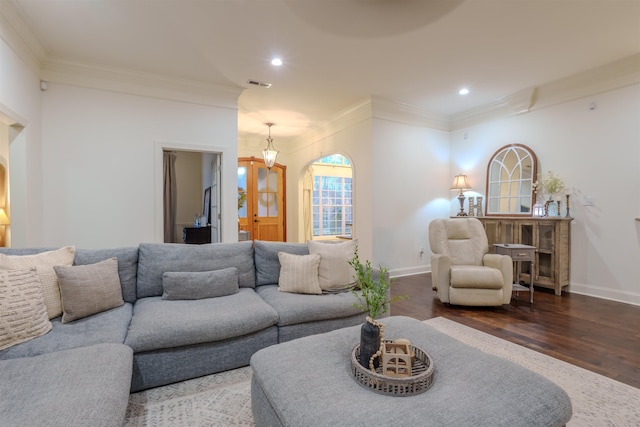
[271,58,283,66]
[459,88,470,95]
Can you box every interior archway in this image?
[302,154,353,242]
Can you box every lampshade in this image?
[262,123,278,169]
[0,208,9,225]
[450,174,472,192]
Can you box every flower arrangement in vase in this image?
[533,171,566,216]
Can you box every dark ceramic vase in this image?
[359,320,381,370]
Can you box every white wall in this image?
[280,118,375,261]
[451,84,640,305]
[40,83,238,248]
[371,118,450,276]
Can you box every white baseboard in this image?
[568,282,640,307]
[389,265,430,278]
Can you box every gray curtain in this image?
[303,166,314,241]
[163,151,177,243]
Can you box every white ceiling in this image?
[8,0,640,142]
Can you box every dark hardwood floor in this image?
[390,273,640,389]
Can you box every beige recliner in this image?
[429,218,513,306]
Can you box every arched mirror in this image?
[485,144,538,216]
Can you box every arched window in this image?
[311,155,352,238]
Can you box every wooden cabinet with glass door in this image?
[479,217,571,296]
[238,157,286,242]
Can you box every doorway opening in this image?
[163,149,222,244]
[238,157,286,242]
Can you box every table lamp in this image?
[450,174,472,216]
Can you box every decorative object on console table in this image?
[565,194,571,217]
[467,196,483,217]
[533,201,545,217]
[183,226,212,244]
[479,217,572,296]
[450,174,472,216]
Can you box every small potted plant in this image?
[349,246,406,370]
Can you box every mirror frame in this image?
[485,143,538,217]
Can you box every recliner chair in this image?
[429,217,513,306]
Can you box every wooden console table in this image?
[478,217,572,296]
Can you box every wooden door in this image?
[238,157,286,241]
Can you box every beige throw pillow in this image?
[277,252,322,295]
[307,240,357,291]
[0,269,52,351]
[0,246,75,319]
[54,257,124,323]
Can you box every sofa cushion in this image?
[256,284,365,327]
[0,303,133,360]
[73,247,139,304]
[0,246,75,319]
[54,258,125,323]
[0,343,133,427]
[308,240,357,291]
[277,252,322,295]
[137,241,255,298]
[0,269,52,351]
[162,267,239,300]
[254,240,309,286]
[125,288,279,352]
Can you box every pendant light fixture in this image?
[262,123,278,169]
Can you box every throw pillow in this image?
[0,269,52,351]
[162,267,240,300]
[0,246,75,319]
[277,252,322,295]
[307,240,357,291]
[54,257,124,323]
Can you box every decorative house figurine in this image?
[382,338,414,378]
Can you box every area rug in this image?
[124,317,640,426]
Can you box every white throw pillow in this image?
[0,246,75,319]
[0,269,52,351]
[277,252,322,295]
[307,240,357,291]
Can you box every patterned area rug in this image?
[124,317,640,426]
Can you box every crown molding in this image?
[450,53,640,131]
[534,53,640,111]
[369,97,450,131]
[286,98,373,153]
[41,59,243,110]
[0,0,45,73]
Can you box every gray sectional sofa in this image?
[0,240,371,427]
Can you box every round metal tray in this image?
[351,340,435,396]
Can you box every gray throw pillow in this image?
[162,267,239,300]
[54,257,124,323]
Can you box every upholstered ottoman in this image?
[250,316,572,426]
